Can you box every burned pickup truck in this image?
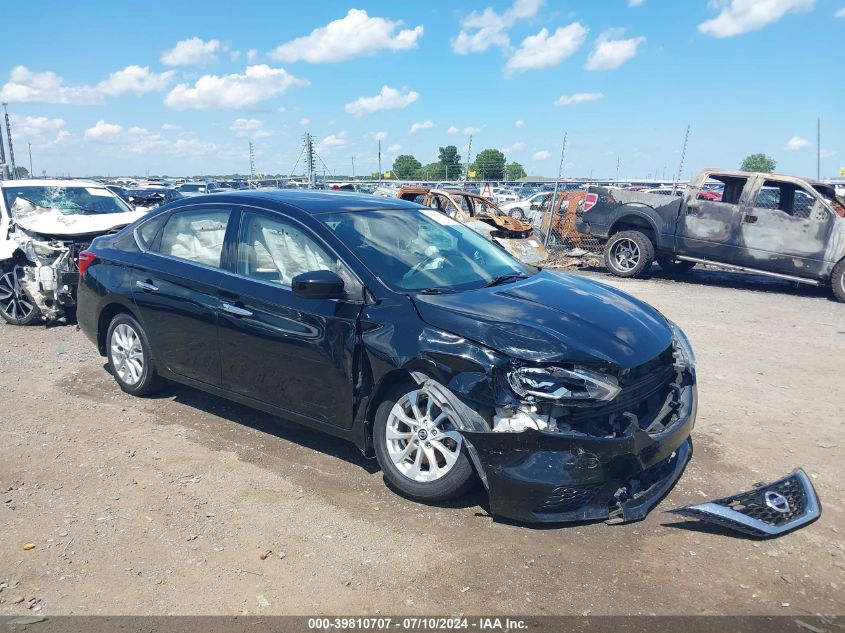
[0,179,147,324]
[576,169,845,301]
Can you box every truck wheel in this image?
[0,266,41,325]
[832,259,845,303]
[604,231,654,278]
[657,256,696,274]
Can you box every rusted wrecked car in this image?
[576,168,845,302]
[396,187,548,266]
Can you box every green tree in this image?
[420,162,446,180]
[740,154,776,173]
[437,145,461,179]
[392,154,422,180]
[505,162,527,180]
[14,166,30,179]
[473,149,506,180]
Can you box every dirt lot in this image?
[1,267,843,616]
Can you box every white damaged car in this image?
[0,180,147,325]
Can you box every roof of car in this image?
[166,189,423,215]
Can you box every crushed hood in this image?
[12,199,147,237]
[412,270,672,368]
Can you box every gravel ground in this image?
[0,267,843,616]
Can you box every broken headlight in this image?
[507,366,621,402]
[669,320,695,369]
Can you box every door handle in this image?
[743,214,758,224]
[686,207,700,216]
[135,280,159,292]
[221,302,253,318]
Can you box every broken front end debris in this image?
[669,469,821,537]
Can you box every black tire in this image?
[657,256,696,274]
[373,380,476,502]
[832,259,845,303]
[106,313,165,396]
[508,207,525,220]
[604,230,655,278]
[0,266,41,326]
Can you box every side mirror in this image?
[292,270,345,300]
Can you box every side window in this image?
[157,208,230,267]
[707,175,747,205]
[136,214,167,249]
[754,180,819,219]
[236,212,336,288]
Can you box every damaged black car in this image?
[76,190,697,524]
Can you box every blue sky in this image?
[1,0,842,179]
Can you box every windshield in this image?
[321,208,530,292]
[2,185,132,215]
[179,184,205,192]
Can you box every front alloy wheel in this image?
[374,383,476,501]
[0,267,40,325]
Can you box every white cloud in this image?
[164,65,308,110]
[452,0,544,54]
[835,6,845,16]
[629,0,645,5]
[299,117,311,126]
[555,92,604,106]
[447,125,460,135]
[463,126,482,135]
[698,0,815,38]
[364,131,388,142]
[585,31,646,70]
[820,148,837,158]
[84,119,225,158]
[387,143,401,154]
[515,119,525,127]
[344,85,418,118]
[532,150,550,161]
[230,50,241,62]
[12,115,70,147]
[97,65,176,96]
[230,118,271,138]
[161,123,181,131]
[785,136,810,150]
[316,131,348,153]
[247,48,258,61]
[0,66,101,104]
[409,120,435,134]
[84,120,125,141]
[161,37,221,66]
[269,9,423,63]
[504,23,588,75]
[504,141,527,153]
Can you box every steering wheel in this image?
[400,253,450,284]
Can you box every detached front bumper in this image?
[461,384,696,524]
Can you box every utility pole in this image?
[304,133,316,188]
[28,142,33,177]
[249,141,256,180]
[351,155,355,180]
[616,156,620,181]
[817,117,821,180]
[377,139,382,184]
[673,124,690,195]
[3,103,17,178]
[544,133,567,248]
[463,134,473,189]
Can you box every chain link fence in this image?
[522,191,605,262]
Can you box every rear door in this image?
[677,173,748,262]
[128,205,233,386]
[217,208,363,427]
[734,178,834,279]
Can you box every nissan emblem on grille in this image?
[764,491,790,513]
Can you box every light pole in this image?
[28,142,33,177]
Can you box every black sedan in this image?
[76,190,697,523]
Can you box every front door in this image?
[735,178,834,279]
[128,206,232,386]
[217,209,363,427]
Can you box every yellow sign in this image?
[468,170,477,178]
[840,167,845,177]
[371,172,380,179]
[384,171,393,178]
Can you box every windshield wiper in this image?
[418,287,456,295]
[483,273,529,288]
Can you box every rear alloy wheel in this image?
[374,383,476,502]
[0,267,40,325]
[604,230,655,278]
[107,313,165,396]
[508,207,525,220]
[656,256,696,274]
[832,259,845,303]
